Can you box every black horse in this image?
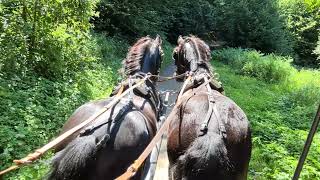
[47,35,163,180]
[166,36,252,180]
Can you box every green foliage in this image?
[278,0,320,67]
[1,0,319,179]
[93,0,319,67]
[212,59,320,179]
[0,0,98,79]
[0,35,127,179]
[161,40,175,67]
[93,0,216,42]
[212,48,295,83]
[93,0,164,41]
[162,0,216,43]
[94,0,293,57]
[210,0,293,55]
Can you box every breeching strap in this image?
[116,75,191,180]
[0,76,148,176]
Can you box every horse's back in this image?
[91,108,152,179]
[209,91,252,178]
[50,97,156,180]
[53,98,113,152]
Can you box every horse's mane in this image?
[177,35,214,75]
[188,36,211,63]
[122,37,153,76]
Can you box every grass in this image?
[212,52,320,179]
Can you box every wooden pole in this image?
[292,104,320,180]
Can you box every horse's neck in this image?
[145,79,159,103]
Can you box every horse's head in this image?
[123,35,163,81]
[172,35,211,81]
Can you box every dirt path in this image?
[153,63,182,180]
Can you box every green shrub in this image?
[163,0,216,43]
[93,0,165,41]
[242,54,294,83]
[212,48,295,83]
[93,0,294,56]
[0,35,126,179]
[161,41,174,67]
[213,48,320,107]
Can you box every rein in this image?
[0,75,150,176]
[116,73,192,180]
[141,72,188,82]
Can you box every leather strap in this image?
[115,76,192,180]
[115,107,172,180]
[0,77,149,176]
[199,77,227,138]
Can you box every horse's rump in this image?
[168,87,251,179]
[47,98,156,179]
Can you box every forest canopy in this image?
[94,0,320,67]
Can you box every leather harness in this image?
[79,77,161,149]
[179,73,227,138]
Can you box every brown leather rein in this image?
[115,74,192,180]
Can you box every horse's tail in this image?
[176,133,233,179]
[46,135,98,180]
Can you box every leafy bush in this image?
[162,0,216,43]
[209,0,293,55]
[213,48,320,106]
[242,54,294,83]
[212,48,295,83]
[93,0,294,56]
[278,0,320,67]
[0,35,127,179]
[161,41,175,66]
[0,1,132,178]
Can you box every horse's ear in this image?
[177,35,184,45]
[155,34,162,45]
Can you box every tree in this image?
[0,0,98,79]
[279,0,320,67]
